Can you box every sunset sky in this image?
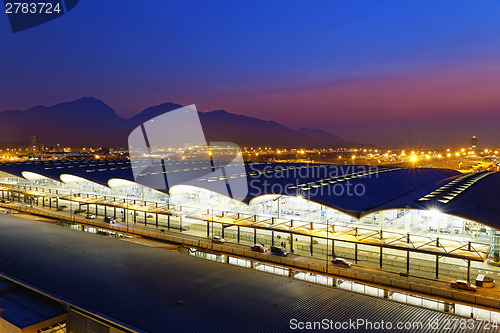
[2,0,500,147]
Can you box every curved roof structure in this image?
[0,160,498,229]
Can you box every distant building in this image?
[471,136,477,148]
[28,135,36,147]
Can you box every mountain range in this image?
[0,97,372,149]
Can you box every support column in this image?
[237,226,240,243]
[310,236,313,255]
[167,215,170,229]
[254,228,257,244]
[207,221,210,238]
[134,210,137,224]
[436,237,440,279]
[406,250,410,274]
[290,233,294,253]
[467,260,471,283]
[355,243,358,263]
[104,205,107,216]
[156,214,158,228]
[380,246,383,268]
[271,231,274,247]
[222,225,225,238]
[436,255,439,279]
[406,233,410,274]
[144,211,147,226]
[467,241,472,283]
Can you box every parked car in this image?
[270,246,288,256]
[212,236,225,244]
[450,280,477,292]
[332,258,352,267]
[104,216,116,224]
[251,244,268,253]
[85,214,96,219]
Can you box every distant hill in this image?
[0,97,123,147]
[0,97,374,149]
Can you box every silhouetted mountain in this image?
[0,97,123,147]
[0,98,372,149]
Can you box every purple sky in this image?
[1,0,500,147]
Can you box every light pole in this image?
[326,218,330,273]
[211,202,214,251]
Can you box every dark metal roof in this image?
[0,215,491,333]
[0,278,66,328]
[0,160,498,229]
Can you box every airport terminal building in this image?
[0,159,499,280]
[2,159,500,331]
